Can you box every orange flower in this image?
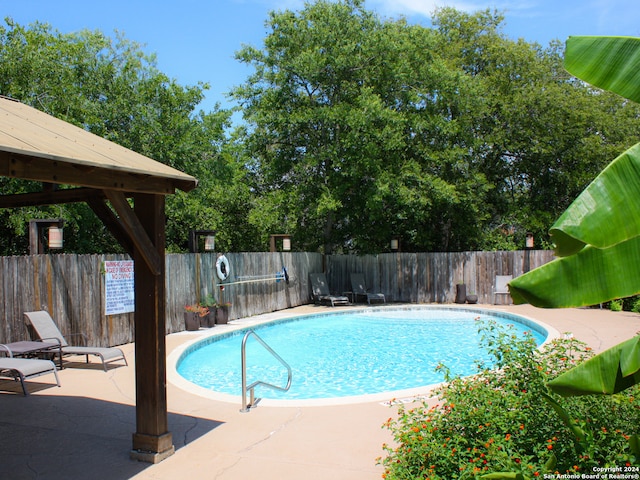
[547,444,553,450]
[505,433,512,441]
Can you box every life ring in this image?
[216,255,230,281]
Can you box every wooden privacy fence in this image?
[0,250,554,346]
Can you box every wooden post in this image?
[130,193,174,463]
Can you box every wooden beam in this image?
[86,197,134,257]
[0,151,196,195]
[104,190,162,275]
[130,193,174,463]
[0,187,107,208]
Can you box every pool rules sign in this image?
[104,260,135,315]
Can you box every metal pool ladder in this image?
[240,330,292,412]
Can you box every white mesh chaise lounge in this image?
[0,345,60,395]
[24,311,128,372]
[309,272,350,307]
[350,273,385,305]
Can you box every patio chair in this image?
[0,345,60,395]
[23,311,128,372]
[494,275,513,304]
[309,273,350,307]
[350,273,385,305]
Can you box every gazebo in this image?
[0,95,198,462]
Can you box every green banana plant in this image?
[509,37,640,401]
[509,36,640,308]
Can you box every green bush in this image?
[379,320,640,479]
[609,299,623,312]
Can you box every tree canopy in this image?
[232,1,640,253]
[1,2,639,255]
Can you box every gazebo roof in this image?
[0,96,197,194]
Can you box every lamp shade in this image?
[48,227,63,249]
[204,235,216,251]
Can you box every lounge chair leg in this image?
[18,375,28,396]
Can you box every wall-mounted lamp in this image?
[48,227,63,249]
[390,236,400,252]
[29,219,64,254]
[188,229,217,253]
[204,235,216,252]
[525,232,534,250]
[270,234,292,252]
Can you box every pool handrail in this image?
[240,330,292,412]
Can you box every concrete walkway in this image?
[0,304,638,480]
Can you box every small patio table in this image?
[0,341,62,369]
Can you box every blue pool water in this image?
[176,307,546,400]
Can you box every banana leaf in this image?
[547,335,640,395]
[565,36,640,104]
[510,142,640,307]
[509,36,640,307]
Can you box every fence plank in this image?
[0,250,554,345]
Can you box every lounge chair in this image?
[350,273,385,305]
[494,275,513,304]
[24,311,128,372]
[0,345,60,395]
[309,273,350,307]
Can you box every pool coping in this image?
[166,304,561,407]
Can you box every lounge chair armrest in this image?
[39,337,62,347]
[0,344,13,357]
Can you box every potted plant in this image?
[184,304,209,331]
[215,302,232,325]
[466,292,478,304]
[200,295,217,328]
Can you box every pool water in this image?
[176,308,546,400]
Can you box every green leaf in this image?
[629,434,640,456]
[541,393,586,452]
[544,452,557,472]
[547,336,640,395]
[549,142,640,257]
[510,37,640,307]
[565,36,640,104]
[509,236,640,307]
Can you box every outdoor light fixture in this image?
[48,227,63,249]
[269,234,292,252]
[525,232,534,250]
[390,237,400,252]
[188,229,217,253]
[28,218,65,254]
[524,232,534,273]
[204,235,216,252]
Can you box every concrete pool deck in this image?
[1,303,639,479]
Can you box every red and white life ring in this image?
[216,255,230,281]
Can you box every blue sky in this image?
[3,0,640,113]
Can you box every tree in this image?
[0,19,247,253]
[232,1,495,253]
[233,2,640,253]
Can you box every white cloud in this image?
[368,0,500,17]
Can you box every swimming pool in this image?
[171,306,553,405]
